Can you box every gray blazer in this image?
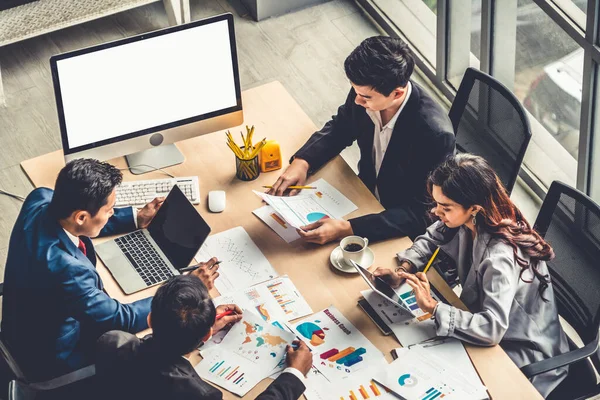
[397,221,569,398]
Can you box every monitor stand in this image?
[125,144,185,175]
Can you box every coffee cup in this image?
[340,236,369,267]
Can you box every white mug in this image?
[340,236,369,267]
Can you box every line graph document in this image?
[195,226,278,294]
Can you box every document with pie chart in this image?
[374,348,488,400]
[288,306,387,382]
[253,178,358,231]
[196,311,295,396]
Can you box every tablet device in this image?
[351,260,412,314]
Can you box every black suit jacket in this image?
[294,82,455,240]
[95,331,306,400]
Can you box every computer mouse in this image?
[208,190,226,213]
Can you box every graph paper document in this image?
[195,226,278,294]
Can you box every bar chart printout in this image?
[303,369,396,400]
[290,306,386,382]
[197,351,260,396]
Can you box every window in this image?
[372,0,437,67]
[552,0,587,29]
[359,0,600,202]
[516,0,581,188]
[447,0,482,89]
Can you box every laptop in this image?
[97,185,211,294]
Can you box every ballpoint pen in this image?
[180,260,222,273]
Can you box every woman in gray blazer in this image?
[373,154,569,398]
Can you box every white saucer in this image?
[329,246,374,274]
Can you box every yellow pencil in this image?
[422,247,440,274]
[262,185,317,189]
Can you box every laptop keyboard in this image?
[115,231,174,287]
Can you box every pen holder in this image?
[235,149,260,181]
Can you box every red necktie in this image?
[78,238,87,257]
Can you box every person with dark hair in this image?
[371,153,569,397]
[96,275,311,400]
[2,158,220,381]
[268,36,455,243]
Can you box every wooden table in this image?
[21,81,542,399]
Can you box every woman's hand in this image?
[371,266,404,288]
[399,271,438,314]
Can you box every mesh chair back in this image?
[449,68,532,193]
[533,181,600,365]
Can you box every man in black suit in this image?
[268,36,455,243]
[95,275,311,400]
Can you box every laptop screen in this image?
[147,185,211,269]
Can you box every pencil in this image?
[262,185,317,189]
[422,247,440,274]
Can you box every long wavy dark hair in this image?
[428,154,553,300]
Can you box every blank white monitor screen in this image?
[53,17,238,150]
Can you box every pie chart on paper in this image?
[398,373,418,387]
[306,212,328,223]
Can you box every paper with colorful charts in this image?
[288,305,387,382]
[195,311,295,396]
[304,368,397,400]
[374,348,488,400]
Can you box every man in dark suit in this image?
[268,36,455,243]
[2,159,220,381]
[96,275,311,400]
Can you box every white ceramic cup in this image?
[340,236,369,267]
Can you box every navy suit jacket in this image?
[294,82,455,240]
[2,188,152,381]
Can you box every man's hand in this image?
[189,257,220,290]
[212,304,243,334]
[285,340,312,376]
[400,271,438,313]
[136,197,165,229]
[267,158,310,196]
[297,218,353,245]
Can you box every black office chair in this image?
[7,365,95,400]
[449,67,532,194]
[520,181,600,399]
[0,283,96,399]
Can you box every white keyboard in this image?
[115,176,200,207]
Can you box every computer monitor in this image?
[50,13,243,174]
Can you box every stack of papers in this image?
[200,276,313,356]
[253,179,358,242]
[195,312,296,396]
[378,339,489,400]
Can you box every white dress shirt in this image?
[63,228,80,247]
[366,82,412,200]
